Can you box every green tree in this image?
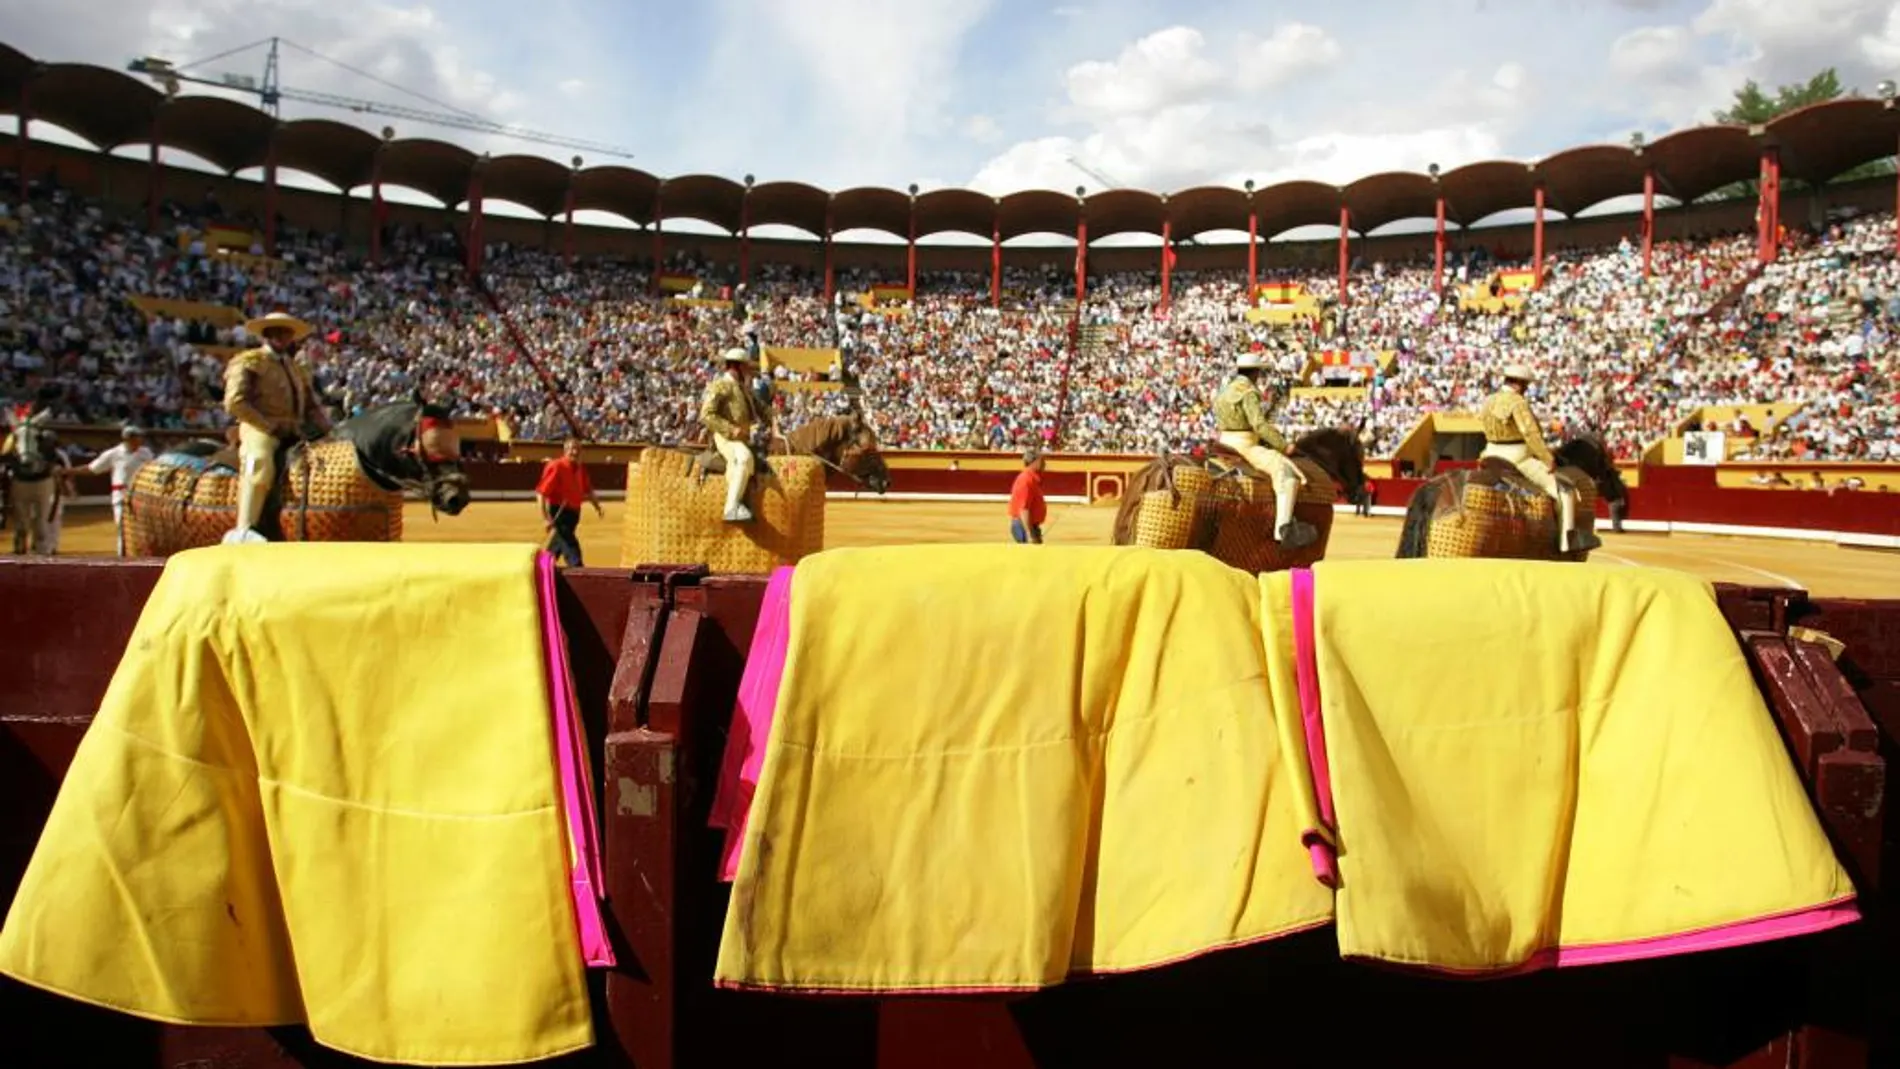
[1701,68,1893,201]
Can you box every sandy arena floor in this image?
[39,498,1900,599]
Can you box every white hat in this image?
[721,346,753,364]
[244,311,313,341]
[1234,352,1268,371]
[1501,363,1534,383]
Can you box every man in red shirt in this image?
[536,437,603,567]
[1008,448,1047,544]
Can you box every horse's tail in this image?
[1112,456,1176,545]
[1396,479,1440,559]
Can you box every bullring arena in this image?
[3,24,1900,1069]
[43,496,1900,598]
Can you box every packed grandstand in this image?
[1,128,1894,464]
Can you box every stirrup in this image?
[723,505,755,523]
[222,527,269,545]
[1567,528,1602,554]
[1277,520,1318,550]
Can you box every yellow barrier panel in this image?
[671,298,733,310]
[213,250,282,271]
[129,297,245,328]
[870,285,912,303]
[658,274,699,293]
[763,347,841,373]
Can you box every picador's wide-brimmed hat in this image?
[1501,362,1535,383]
[721,346,754,364]
[245,311,313,341]
[1234,352,1269,370]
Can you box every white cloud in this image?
[1062,26,1226,121]
[961,114,1004,143]
[972,18,1524,239]
[0,0,615,214]
[1234,23,1343,92]
[1608,0,1900,129]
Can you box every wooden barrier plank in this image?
[1743,631,1844,778]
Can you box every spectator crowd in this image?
[3,167,1894,465]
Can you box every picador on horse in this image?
[1213,353,1319,550]
[699,345,779,524]
[1476,362,1601,555]
[222,311,335,544]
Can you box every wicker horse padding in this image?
[1123,455,1338,574]
[1423,462,1601,561]
[124,440,404,557]
[619,447,826,574]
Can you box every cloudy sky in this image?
[5,0,1899,242]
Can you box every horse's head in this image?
[340,399,472,516]
[1294,425,1368,506]
[1555,431,1626,503]
[837,413,891,495]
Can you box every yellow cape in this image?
[1286,558,1856,971]
[714,548,1856,989]
[715,544,1334,991]
[0,544,593,1065]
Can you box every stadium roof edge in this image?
[4,43,1897,238]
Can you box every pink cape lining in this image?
[709,565,797,882]
[1289,568,1340,888]
[536,552,615,967]
[707,560,1860,979]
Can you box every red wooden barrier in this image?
[0,561,1889,1068]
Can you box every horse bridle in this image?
[355,414,469,521]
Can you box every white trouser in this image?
[1481,441,1579,545]
[235,423,282,536]
[111,496,126,557]
[713,432,755,513]
[1218,430,1305,531]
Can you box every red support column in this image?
[650,185,665,295]
[739,175,753,284]
[1433,194,1446,293]
[1244,179,1258,298]
[1756,149,1771,265]
[563,186,576,268]
[1531,183,1545,289]
[1638,171,1655,279]
[1336,205,1350,307]
[906,212,917,295]
[1075,219,1088,305]
[147,118,161,233]
[17,80,30,203]
[1159,217,1173,315]
[1246,223,1259,295]
[990,222,1001,308]
[263,137,279,258]
[822,198,834,302]
[465,166,483,275]
[1766,148,1781,263]
[371,132,390,267]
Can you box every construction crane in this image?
[127,37,635,159]
[1065,156,1124,193]
[1065,155,1198,245]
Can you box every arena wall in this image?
[56,450,1899,548]
[4,134,1893,273]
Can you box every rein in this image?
[355,413,466,522]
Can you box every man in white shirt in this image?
[75,425,154,556]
